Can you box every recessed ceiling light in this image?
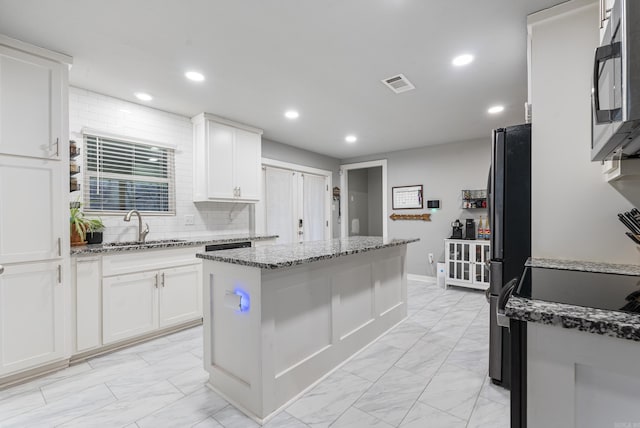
[345,135,357,143]
[284,110,299,119]
[452,54,474,67]
[488,105,505,114]
[134,92,153,101]
[185,71,205,82]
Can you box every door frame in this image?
[255,158,332,240]
[340,159,388,238]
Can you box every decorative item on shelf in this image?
[389,213,431,221]
[461,189,487,209]
[86,218,105,245]
[70,140,81,193]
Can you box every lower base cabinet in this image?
[0,261,65,376]
[73,247,203,353]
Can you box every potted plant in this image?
[70,202,88,246]
[86,218,105,245]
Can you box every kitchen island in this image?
[196,236,418,423]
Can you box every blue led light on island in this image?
[234,288,250,313]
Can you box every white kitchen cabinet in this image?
[102,271,159,345]
[78,247,203,347]
[0,44,65,160]
[159,264,202,328]
[0,261,64,376]
[73,257,101,353]
[0,155,64,264]
[444,239,490,290]
[0,36,70,382]
[599,0,614,41]
[192,113,263,203]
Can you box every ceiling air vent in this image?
[381,74,415,94]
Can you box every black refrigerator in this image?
[487,123,531,390]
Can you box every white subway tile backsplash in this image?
[69,87,250,242]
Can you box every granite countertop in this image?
[506,257,640,342]
[71,234,278,255]
[527,257,640,276]
[196,236,420,270]
[506,295,640,342]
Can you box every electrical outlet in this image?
[428,253,434,264]
[184,215,195,225]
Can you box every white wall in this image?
[69,87,250,242]
[343,138,491,276]
[529,2,638,264]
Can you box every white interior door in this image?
[265,167,297,244]
[264,166,329,244]
[302,173,328,242]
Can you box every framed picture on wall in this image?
[392,185,423,209]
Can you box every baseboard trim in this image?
[408,273,436,283]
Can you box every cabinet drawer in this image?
[102,247,199,277]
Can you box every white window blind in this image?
[83,135,176,214]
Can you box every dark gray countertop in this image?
[506,257,640,342]
[196,236,420,270]
[71,234,277,255]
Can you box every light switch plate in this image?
[184,215,195,225]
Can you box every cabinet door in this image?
[207,122,235,200]
[0,155,63,264]
[0,261,64,376]
[102,271,158,344]
[75,258,101,352]
[159,264,202,328]
[0,45,61,160]
[234,128,262,201]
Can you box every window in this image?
[83,134,175,214]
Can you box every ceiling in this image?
[0,0,566,159]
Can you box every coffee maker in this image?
[465,219,476,240]
[451,219,463,239]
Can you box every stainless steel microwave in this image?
[592,0,640,161]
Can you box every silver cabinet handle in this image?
[58,237,62,257]
[161,272,165,287]
[154,273,158,288]
[238,187,241,197]
[0,265,4,275]
[57,265,62,284]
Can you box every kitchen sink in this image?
[103,239,187,247]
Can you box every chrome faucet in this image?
[123,210,149,243]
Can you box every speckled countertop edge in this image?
[196,236,420,270]
[506,295,640,342]
[71,234,278,255]
[527,257,640,276]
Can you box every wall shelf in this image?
[461,189,487,209]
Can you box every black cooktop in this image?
[514,267,640,314]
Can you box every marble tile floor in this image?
[0,279,509,427]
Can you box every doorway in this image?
[256,159,332,244]
[340,160,387,238]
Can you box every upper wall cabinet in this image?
[0,40,69,160]
[192,113,262,203]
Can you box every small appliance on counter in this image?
[465,218,476,240]
[451,219,463,239]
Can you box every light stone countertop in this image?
[196,236,420,270]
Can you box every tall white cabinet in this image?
[192,113,262,203]
[0,35,71,380]
[444,239,490,290]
